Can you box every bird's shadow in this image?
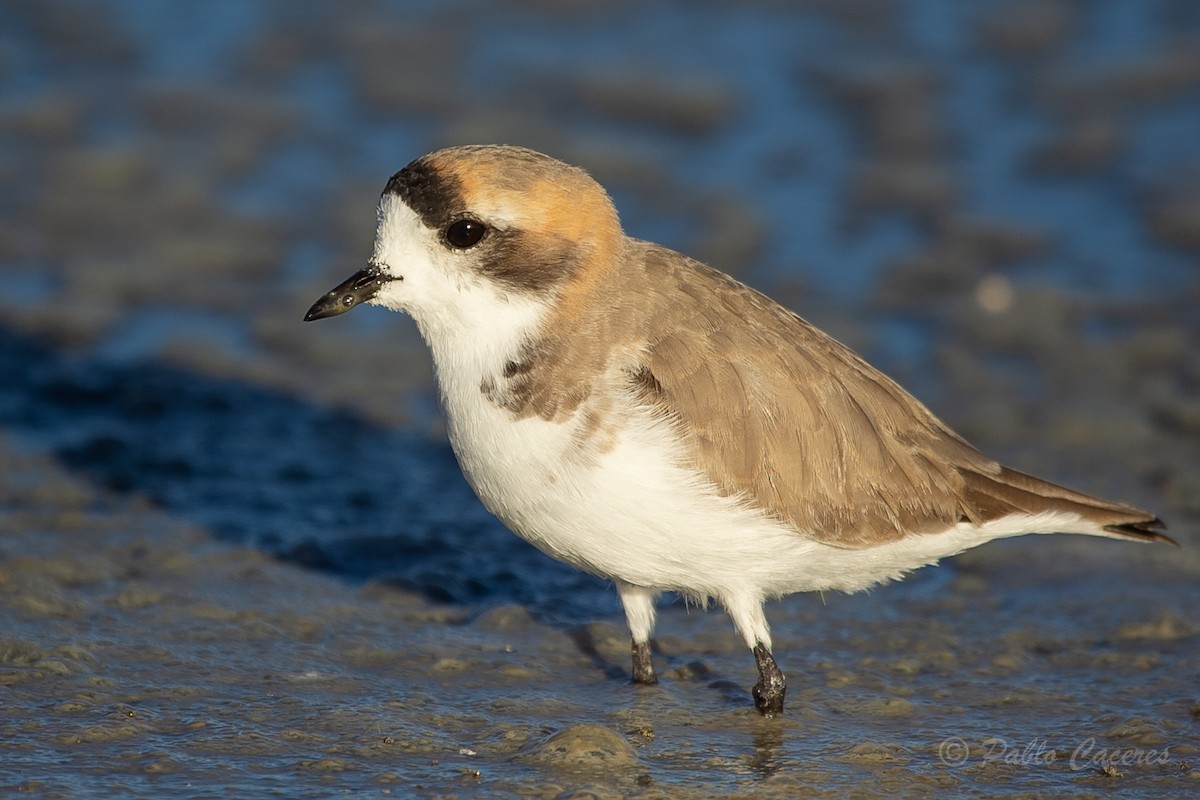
[0,324,610,622]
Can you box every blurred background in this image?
[2,1,1199,795]
[3,0,1200,614]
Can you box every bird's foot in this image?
[752,643,786,716]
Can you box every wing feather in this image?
[623,243,1162,547]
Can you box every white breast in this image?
[417,293,1097,610]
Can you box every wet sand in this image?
[2,0,1199,796]
[3,429,1196,797]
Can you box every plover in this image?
[305,145,1171,715]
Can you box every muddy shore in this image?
[2,1,1199,796]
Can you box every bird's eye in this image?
[445,218,487,249]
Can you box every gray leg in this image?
[631,639,658,685]
[752,643,786,716]
[617,581,659,686]
[724,594,785,715]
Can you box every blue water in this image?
[6,0,1192,297]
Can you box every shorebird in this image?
[305,144,1170,715]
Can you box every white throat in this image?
[366,194,550,412]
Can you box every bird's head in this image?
[304,145,624,342]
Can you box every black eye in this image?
[445,218,487,249]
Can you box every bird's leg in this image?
[752,642,786,716]
[631,639,658,685]
[617,581,659,686]
[725,596,785,715]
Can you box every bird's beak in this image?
[304,266,387,321]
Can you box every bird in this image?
[304,144,1172,716]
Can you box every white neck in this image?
[416,285,548,394]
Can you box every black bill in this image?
[303,267,388,321]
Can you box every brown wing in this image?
[628,245,1167,547]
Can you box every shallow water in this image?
[2,0,1199,796]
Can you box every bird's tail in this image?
[958,464,1175,546]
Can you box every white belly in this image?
[437,370,1058,604]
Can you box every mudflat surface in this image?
[2,1,1199,797]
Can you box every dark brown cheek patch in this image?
[476,229,582,294]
